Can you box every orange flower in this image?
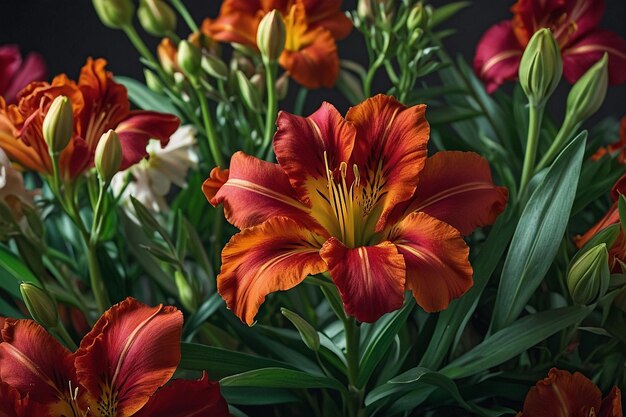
[203,0,352,89]
[0,297,229,417]
[517,368,622,417]
[592,117,626,164]
[204,95,508,324]
[575,174,626,273]
[0,58,180,179]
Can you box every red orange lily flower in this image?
[0,58,180,178]
[0,45,46,105]
[203,95,508,324]
[0,297,229,417]
[474,0,626,93]
[203,0,352,89]
[592,117,626,164]
[516,368,622,417]
[575,174,626,273]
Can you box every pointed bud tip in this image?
[43,95,74,153]
[95,129,122,183]
[20,283,59,329]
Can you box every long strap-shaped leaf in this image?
[490,132,587,332]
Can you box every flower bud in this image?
[565,53,609,125]
[177,40,202,79]
[236,70,262,112]
[158,38,179,75]
[20,283,58,329]
[43,96,73,153]
[144,69,163,93]
[175,270,197,311]
[518,29,562,107]
[257,10,286,63]
[201,54,228,80]
[276,72,289,100]
[92,0,134,29]
[250,71,265,96]
[95,129,122,183]
[137,0,177,37]
[567,243,610,305]
[407,3,428,32]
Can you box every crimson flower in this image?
[0,298,229,417]
[0,45,46,104]
[516,368,622,417]
[204,95,508,324]
[0,58,180,178]
[474,0,626,93]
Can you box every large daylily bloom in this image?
[203,0,352,89]
[204,95,508,324]
[0,58,180,178]
[474,0,626,93]
[0,297,229,417]
[575,174,626,273]
[516,368,622,417]
[0,45,46,105]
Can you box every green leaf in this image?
[0,245,41,298]
[116,76,181,117]
[182,293,223,340]
[220,368,346,393]
[491,132,587,331]
[179,343,293,377]
[618,194,626,233]
[429,1,470,28]
[221,387,298,405]
[442,306,592,379]
[427,107,482,125]
[281,308,320,352]
[357,298,415,387]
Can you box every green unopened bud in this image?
[20,283,58,329]
[177,40,202,79]
[567,243,610,305]
[95,130,122,183]
[407,3,428,32]
[250,71,265,96]
[236,70,262,112]
[43,96,73,153]
[276,72,289,100]
[201,54,228,80]
[257,10,286,63]
[137,0,177,37]
[565,53,609,125]
[144,69,163,93]
[92,0,134,29]
[519,29,562,107]
[174,270,197,311]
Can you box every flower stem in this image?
[535,115,577,173]
[196,87,225,167]
[344,316,364,417]
[53,323,78,351]
[87,241,110,314]
[169,0,198,32]
[261,60,278,161]
[123,25,168,81]
[519,104,544,195]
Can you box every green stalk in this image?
[344,317,364,417]
[261,60,279,161]
[53,323,78,351]
[87,241,110,314]
[519,104,544,194]
[169,0,198,32]
[535,115,577,173]
[122,25,168,81]
[196,87,225,167]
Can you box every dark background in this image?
[0,0,624,121]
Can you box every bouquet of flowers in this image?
[0,0,625,415]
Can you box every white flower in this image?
[0,146,35,221]
[112,125,199,212]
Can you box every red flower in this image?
[203,0,352,89]
[0,45,46,105]
[203,95,508,324]
[0,58,180,178]
[516,368,622,417]
[0,297,229,417]
[592,117,626,164]
[575,174,626,273]
[475,0,626,93]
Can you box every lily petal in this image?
[346,95,430,232]
[218,216,327,326]
[207,151,320,231]
[563,29,626,85]
[320,238,406,323]
[474,21,523,93]
[389,212,472,312]
[0,381,45,417]
[74,297,183,417]
[599,387,623,417]
[393,151,508,235]
[134,373,229,417]
[115,111,181,170]
[3,51,46,106]
[274,102,355,205]
[202,166,229,202]
[0,319,76,415]
[519,368,602,417]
